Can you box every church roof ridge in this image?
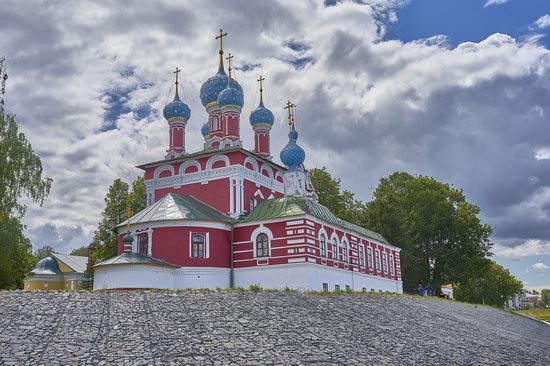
[116,193,230,229]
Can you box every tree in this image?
[0,59,51,289]
[70,246,89,257]
[454,260,523,307]
[91,176,146,262]
[128,176,146,214]
[363,172,493,293]
[34,245,55,260]
[91,179,129,261]
[0,216,36,289]
[309,167,366,225]
[541,289,550,307]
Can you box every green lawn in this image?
[515,309,550,322]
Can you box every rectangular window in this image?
[371,288,375,292]
[375,249,381,271]
[345,285,350,291]
[362,287,367,292]
[368,247,374,268]
[192,234,205,258]
[382,252,388,273]
[335,284,340,291]
[389,255,395,274]
[323,283,329,292]
[332,239,338,261]
[320,236,327,257]
[359,245,366,267]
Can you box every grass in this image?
[514,309,550,322]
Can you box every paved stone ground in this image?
[0,291,549,365]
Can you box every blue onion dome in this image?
[201,121,209,137]
[200,68,243,107]
[250,101,274,128]
[280,130,305,172]
[217,81,244,108]
[32,257,61,275]
[163,93,191,122]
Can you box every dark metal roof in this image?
[117,193,229,228]
[240,196,391,245]
[94,252,179,268]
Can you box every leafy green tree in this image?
[34,245,55,260]
[91,179,129,261]
[128,176,146,214]
[541,289,550,307]
[309,167,366,225]
[0,60,51,289]
[91,176,146,262]
[364,172,493,293]
[454,260,523,307]
[70,246,89,257]
[0,216,36,289]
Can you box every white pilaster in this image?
[147,227,153,256]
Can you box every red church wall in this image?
[152,226,230,268]
[155,178,231,214]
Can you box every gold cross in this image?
[226,53,234,79]
[215,29,228,54]
[173,67,181,86]
[284,101,297,130]
[257,75,266,103]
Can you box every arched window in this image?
[342,240,349,263]
[256,233,269,257]
[332,237,338,261]
[319,235,327,257]
[212,116,219,131]
[192,234,205,258]
[138,234,148,255]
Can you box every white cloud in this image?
[494,240,550,260]
[0,0,550,260]
[534,15,550,29]
[532,262,549,270]
[484,0,509,8]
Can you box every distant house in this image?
[506,289,542,310]
[24,253,88,291]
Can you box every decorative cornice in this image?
[145,164,284,193]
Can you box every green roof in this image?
[117,193,229,228]
[94,252,179,268]
[240,196,391,246]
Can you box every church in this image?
[93,30,403,293]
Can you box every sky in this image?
[1,0,550,290]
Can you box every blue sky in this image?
[387,0,550,290]
[388,0,550,48]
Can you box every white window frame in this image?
[251,225,273,258]
[331,234,339,262]
[359,245,366,267]
[189,232,210,259]
[375,249,381,271]
[342,237,349,263]
[382,252,388,273]
[367,247,374,268]
[389,255,395,274]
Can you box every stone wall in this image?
[0,290,549,365]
